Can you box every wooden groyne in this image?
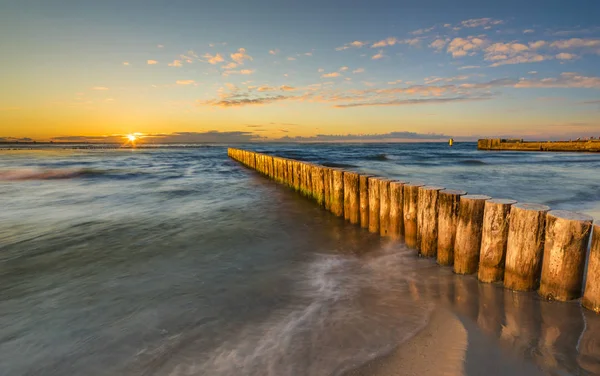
[227,148,599,313]
[478,138,600,152]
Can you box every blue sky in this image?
[1,0,599,142]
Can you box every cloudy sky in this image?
[1,0,599,143]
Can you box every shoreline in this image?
[344,305,547,376]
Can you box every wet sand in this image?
[346,306,547,376]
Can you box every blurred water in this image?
[0,143,599,376]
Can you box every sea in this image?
[1,142,599,376]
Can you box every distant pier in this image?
[478,138,600,152]
[228,147,600,314]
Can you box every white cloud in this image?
[269,49,279,55]
[318,68,325,73]
[147,60,158,65]
[339,66,349,72]
[123,61,130,66]
[287,57,296,61]
[352,68,365,74]
[523,29,535,34]
[157,44,164,48]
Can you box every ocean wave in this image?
[0,168,102,181]
[321,162,359,168]
[459,159,487,165]
[364,154,390,161]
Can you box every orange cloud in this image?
[176,80,195,85]
[372,50,385,60]
[147,60,158,65]
[203,53,225,64]
[91,87,109,90]
[321,72,341,78]
[168,60,183,67]
[231,48,253,64]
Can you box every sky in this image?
[1,0,600,143]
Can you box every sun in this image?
[127,134,137,142]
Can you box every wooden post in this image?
[437,189,466,266]
[583,224,600,313]
[379,179,391,237]
[292,161,301,191]
[539,210,593,301]
[417,186,444,257]
[454,194,491,275]
[403,182,424,248]
[478,199,517,283]
[323,167,332,210]
[359,175,372,229]
[389,181,405,240]
[343,171,360,224]
[331,169,344,217]
[504,203,550,291]
[311,165,325,207]
[368,177,380,234]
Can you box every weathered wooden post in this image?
[323,167,332,210]
[331,169,344,217]
[359,175,372,229]
[437,189,466,266]
[403,182,424,248]
[343,171,360,225]
[368,177,380,234]
[478,199,517,283]
[389,181,405,240]
[311,165,325,207]
[454,194,491,275]
[379,179,391,237]
[583,224,600,313]
[539,210,593,301]
[504,203,550,291]
[417,186,444,257]
[292,161,301,191]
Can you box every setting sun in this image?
[127,134,137,142]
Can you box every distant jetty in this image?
[478,138,600,152]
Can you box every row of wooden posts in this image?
[227,148,600,313]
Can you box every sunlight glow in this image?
[127,134,137,142]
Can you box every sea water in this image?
[1,143,599,376]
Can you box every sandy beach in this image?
[345,306,547,376]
